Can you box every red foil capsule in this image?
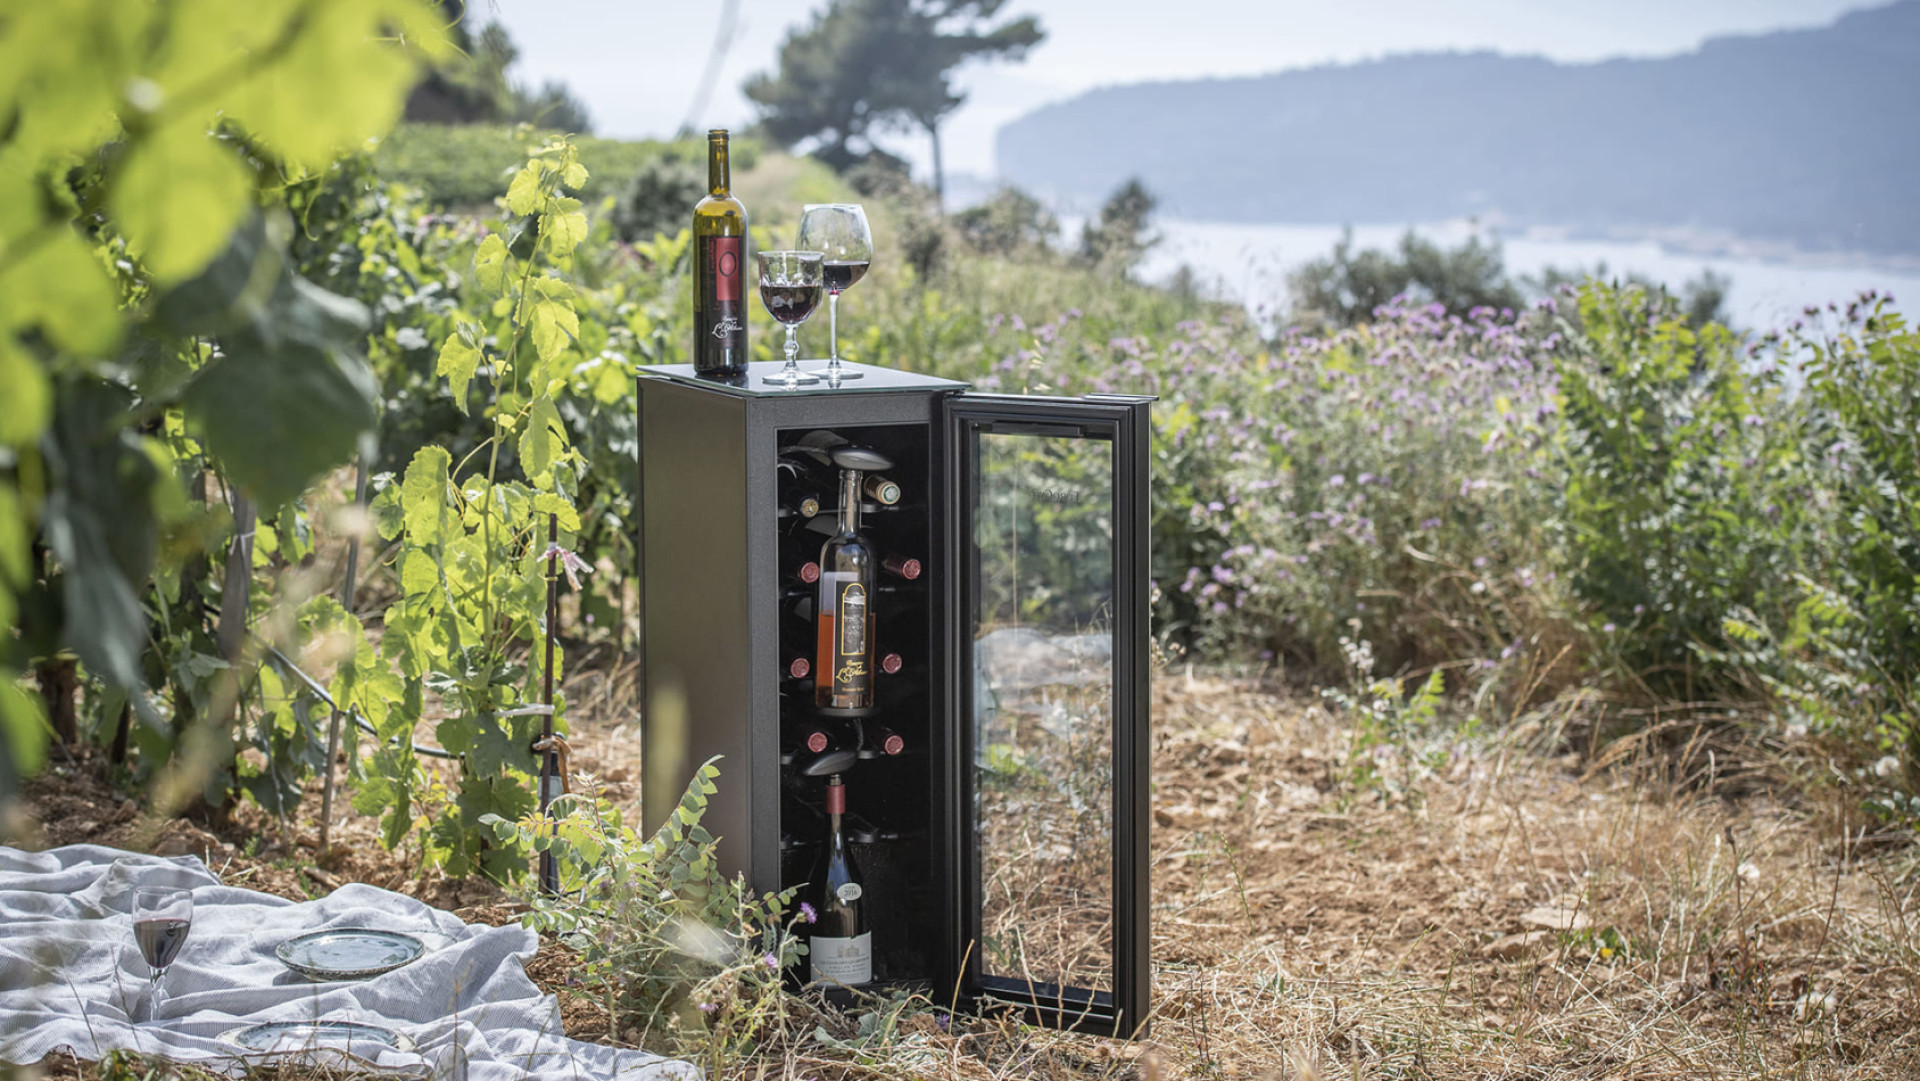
[880,653,903,675]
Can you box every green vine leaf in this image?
[475,233,510,294]
[530,297,579,363]
[400,445,453,547]
[436,331,481,414]
[520,395,566,486]
[505,163,546,216]
[109,124,252,284]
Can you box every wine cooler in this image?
[636,360,1152,1038]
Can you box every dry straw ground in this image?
[13,666,1920,1080]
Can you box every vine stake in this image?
[319,458,369,854]
[539,511,560,894]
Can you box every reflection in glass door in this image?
[971,428,1116,997]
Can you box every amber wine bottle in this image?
[815,467,876,711]
[692,129,747,377]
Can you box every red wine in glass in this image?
[136,918,190,969]
[762,282,822,325]
[758,250,824,387]
[131,887,192,1021]
[797,204,873,381]
[822,260,869,293]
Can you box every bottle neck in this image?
[707,136,731,196]
[839,470,862,534]
[826,777,847,848]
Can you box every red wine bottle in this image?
[879,652,903,675]
[791,561,821,586]
[807,774,871,986]
[786,723,835,756]
[880,555,920,581]
[865,724,905,757]
[692,129,747,377]
[784,655,812,681]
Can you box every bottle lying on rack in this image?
[860,723,905,758]
[807,773,871,987]
[880,555,920,581]
[780,492,824,519]
[862,475,902,505]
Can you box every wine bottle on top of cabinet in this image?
[691,129,747,378]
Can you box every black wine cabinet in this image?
[636,359,1152,1038]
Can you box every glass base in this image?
[808,362,864,380]
[762,369,820,386]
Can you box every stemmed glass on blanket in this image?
[131,887,193,1021]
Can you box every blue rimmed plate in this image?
[224,1019,416,1052]
[274,928,424,981]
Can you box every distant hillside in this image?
[996,2,1920,257]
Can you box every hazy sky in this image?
[482,0,1877,181]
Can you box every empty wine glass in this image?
[795,204,873,382]
[131,887,193,1021]
[758,251,825,388]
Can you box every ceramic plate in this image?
[274,928,424,981]
[224,1019,416,1052]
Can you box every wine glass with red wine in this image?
[795,204,872,382]
[131,886,192,1021]
[757,250,825,388]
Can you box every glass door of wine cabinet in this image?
[940,393,1151,1038]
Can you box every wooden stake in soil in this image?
[539,512,560,895]
[319,459,369,854]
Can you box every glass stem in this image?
[785,325,799,367]
[828,291,840,364]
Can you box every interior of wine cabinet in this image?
[775,422,935,986]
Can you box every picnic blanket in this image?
[0,844,696,1080]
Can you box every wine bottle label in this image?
[710,236,742,303]
[810,932,872,986]
[836,882,863,903]
[818,571,872,703]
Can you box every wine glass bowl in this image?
[795,204,873,381]
[131,886,193,1021]
[757,251,825,388]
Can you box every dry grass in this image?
[13,669,1920,1080]
[728,673,1920,1079]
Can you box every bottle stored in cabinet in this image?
[806,774,871,986]
[861,475,902,505]
[815,468,876,711]
[691,129,747,377]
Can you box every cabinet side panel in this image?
[640,381,752,877]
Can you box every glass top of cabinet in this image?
[639,361,969,398]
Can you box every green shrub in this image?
[487,757,804,1066]
[372,124,760,207]
[1717,296,1920,782]
[1546,281,1802,697]
[610,156,706,243]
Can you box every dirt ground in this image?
[10,664,1920,1080]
